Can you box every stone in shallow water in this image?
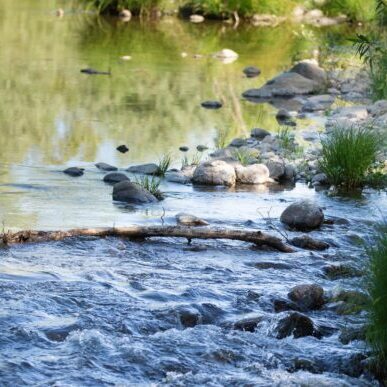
[112,181,158,204]
[275,312,319,339]
[290,235,329,251]
[201,100,222,109]
[103,172,130,184]
[127,163,159,175]
[280,200,324,231]
[233,315,264,332]
[243,66,261,78]
[193,160,236,186]
[95,162,117,171]
[63,167,84,177]
[176,213,209,227]
[288,284,324,311]
[235,164,271,185]
[251,128,270,140]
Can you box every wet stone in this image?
[243,66,261,78]
[275,312,319,339]
[116,144,129,153]
[234,316,264,332]
[288,284,324,311]
[127,163,159,175]
[103,172,130,184]
[323,264,363,280]
[95,162,117,171]
[290,235,329,251]
[201,100,222,109]
[63,167,84,177]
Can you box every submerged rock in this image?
[193,160,236,186]
[234,316,264,332]
[116,144,129,153]
[63,167,84,177]
[276,312,319,339]
[103,172,130,184]
[201,100,223,109]
[280,200,324,231]
[176,213,209,227]
[95,162,117,171]
[112,181,158,204]
[235,164,271,184]
[243,66,261,78]
[323,264,363,280]
[127,163,159,175]
[290,235,329,251]
[288,284,324,311]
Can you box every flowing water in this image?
[0,1,386,385]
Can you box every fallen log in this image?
[0,225,294,253]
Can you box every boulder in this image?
[176,213,209,227]
[243,72,320,99]
[177,308,201,328]
[229,138,248,148]
[95,162,117,171]
[273,298,301,313]
[265,161,285,180]
[280,200,324,231]
[323,264,362,280]
[283,164,297,182]
[276,109,292,120]
[201,100,222,109]
[243,66,261,78]
[251,128,270,140]
[165,171,191,184]
[127,163,159,175]
[290,61,327,85]
[275,312,319,339]
[192,160,236,186]
[63,167,84,177]
[112,181,158,204]
[288,284,324,311]
[190,14,204,23]
[312,173,329,185]
[103,172,130,184]
[234,316,264,332]
[235,164,271,184]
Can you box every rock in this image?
[179,146,189,152]
[235,164,271,184]
[234,316,264,332]
[254,262,292,270]
[119,9,132,21]
[196,145,208,152]
[276,109,292,120]
[265,161,285,180]
[116,144,129,153]
[127,163,159,175]
[276,312,319,339]
[273,298,301,313]
[201,100,222,109]
[176,213,209,227]
[95,162,117,171]
[291,358,321,374]
[112,181,158,204]
[103,172,130,184]
[251,128,270,140]
[192,160,236,186]
[229,138,247,148]
[243,72,321,99]
[312,173,329,185]
[288,284,324,311]
[178,308,201,328]
[290,60,327,85]
[165,171,191,184]
[290,235,329,250]
[323,264,363,280]
[190,14,204,23]
[213,49,238,59]
[63,167,84,177]
[301,101,325,112]
[339,326,366,344]
[280,200,324,231]
[283,164,297,182]
[243,66,261,78]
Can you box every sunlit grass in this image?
[134,175,163,199]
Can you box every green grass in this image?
[157,153,172,177]
[277,126,295,153]
[134,175,163,199]
[80,0,165,14]
[367,224,387,381]
[319,126,379,189]
[320,0,375,22]
[232,147,256,166]
[214,128,231,150]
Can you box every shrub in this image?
[320,0,375,22]
[367,224,387,380]
[135,175,163,199]
[319,126,379,189]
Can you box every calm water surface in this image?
[0,1,386,386]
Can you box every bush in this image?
[320,0,375,22]
[367,224,387,380]
[319,126,379,189]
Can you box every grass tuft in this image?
[157,153,172,177]
[319,126,379,189]
[135,175,163,199]
[232,148,257,166]
[367,223,387,380]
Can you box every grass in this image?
[277,126,295,153]
[134,175,163,199]
[319,126,379,189]
[214,128,231,150]
[366,223,387,381]
[181,152,202,168]
[232,148,257,166]
[320,0,375,22]
[157,153,172,177]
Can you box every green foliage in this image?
[214,128,231,150]
[81,0,164,14]
[320,0,375,22]
[134,175,163,199]
[376,0,387,25]
[319,126,379,189]
[232,147,256,166]
[367,224,387,380]
[181,152,202,168]
[277,126,295,152]
[157,153,172,177]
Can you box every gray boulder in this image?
[112,181,158,204]
[265,161,285,180]
[176,213,209,227]
[234,316,264,332]
[192,160,236,186]
[95,162,117,171]
[63,167,84,177]
[127,163,159,175]
[235,164,271,184]
[251,128,270,140]
[103,172,130,184]
[243,72,320,99]
[280,200,324,231]
[290,61,327,85]
[288,284,324,311]
[243,66,261,78]
[276,312,319,339]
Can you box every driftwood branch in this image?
[0,226,294,253]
